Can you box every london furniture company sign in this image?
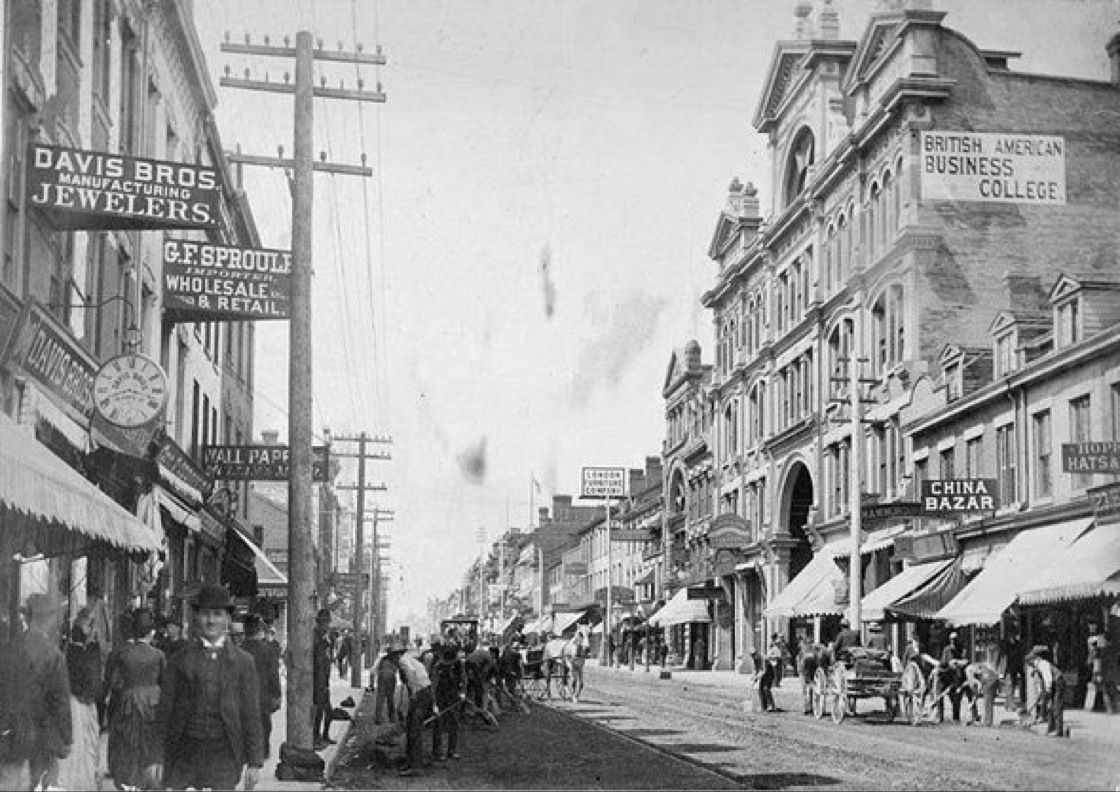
[163,240,291,321]
[919,131,1066,205]
[28,143,221,230]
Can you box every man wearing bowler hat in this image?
[159,584,263,790]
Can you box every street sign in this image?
[920,479,999,513]
[580,466,626,499]
[201,443,331,482]
[1062,442,1120,474]
[1089,481,1120,522]
[861,501,923,522]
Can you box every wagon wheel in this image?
[900,661,926,726]
[831,669,848,724]
[812,667,828,719]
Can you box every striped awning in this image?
[0,409,160,553]
[1017,525,1120,606]
[552,609,589,635]
[860,559,952,622]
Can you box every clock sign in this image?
[93,353,168,428]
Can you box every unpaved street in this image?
[332,665,1120,790]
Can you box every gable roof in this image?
[753,42,811,133]
[1049,271,1120,303]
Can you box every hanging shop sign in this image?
[155,434,214,501]
[163,239,291,321]
[200,444,331,482]
[893,530,960,563]
[3,300,97,424]
[686,585,725,601]
[1088,482,1120,522]
[28,143,221,230]
[919,131,1066,205]
[1061,442,1120,474]
[580,466,626,499]
[862,501,923,523]
[920,479,999,513]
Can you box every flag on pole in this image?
[531,475,542,494]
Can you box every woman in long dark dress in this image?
[106,609,166,790]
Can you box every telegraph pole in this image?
[368,507,394,658]
[335,433,392,687]
[219,31,385,748]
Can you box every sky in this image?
[192,0,1118,629]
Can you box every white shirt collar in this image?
[200,635,227,651]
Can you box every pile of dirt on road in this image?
[332,688,405,782]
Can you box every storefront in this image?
[0,409,161,640]
[648,586,712,669]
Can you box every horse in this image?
[542,624,590,702]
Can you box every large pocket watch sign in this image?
[93,354,168,428]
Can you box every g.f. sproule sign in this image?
[163,239,291,321]
[28,144,221,230]
[919,131,1066,205]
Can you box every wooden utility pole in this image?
[335,434,392,687]
[368,507,394,659]
[218,30,385,748]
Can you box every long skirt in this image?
[57,697,99,790]
[108,685,162,789]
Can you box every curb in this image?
[324,686,366,784]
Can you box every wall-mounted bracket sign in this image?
[28,143,221,230]
[1062,442,1120,474]
[201,444,331,482]
[920,479,999,513]
[163,239,291,321]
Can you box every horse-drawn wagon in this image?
[806,647,926,725]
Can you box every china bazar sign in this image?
[28,143,220,230]
[920,479,999,513]
[201,444,331,482]
[919,131,1066,205]
[163,240,291,321]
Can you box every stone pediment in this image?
[843,15,901,92]
[753,43,810,133]
[708,211,741,261]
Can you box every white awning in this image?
[0,410,160,553]
[230,529,288,587]
[830,525,909,558]
[154,485,202,533]
[860,559,953,622]
[935,518,1094,625]
[551,609,588,635]
[1017,525,1120,606]
[648,587,711,627]
[523,615,552,634]
[763,549,845,619]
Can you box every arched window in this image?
[824,224,835,295]
[868,182,881,262]
[871,284,906,374]
[828,317,854,397]
[838,213,849,280]
[880,171,893,251]
[892,157,904,233]
[783,128,815,208]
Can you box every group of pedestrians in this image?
[0,585,281,791]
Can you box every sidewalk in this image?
[586,660,1120,746]
[259,668,367,790]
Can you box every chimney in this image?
[553,494,572,520]
[628,468,643,499]
[817,0,839,40]
[684,339,702,371]
[1109,32,1120,85]
[645,456,663,486]
[261,429,280,444]
[538,507,550,526]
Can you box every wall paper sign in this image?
[201,444,331,482]
[28,143,221,230]
[163,240,291,321]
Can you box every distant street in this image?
[333,664,1120,791]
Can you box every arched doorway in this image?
[782,462,814,579]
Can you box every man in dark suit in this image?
[242,614,281,759]
[312,609,335,749]
[159,585,263,791]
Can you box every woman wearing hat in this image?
[105,607,165,790]
[159,585,263,790]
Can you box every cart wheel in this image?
[812,667,827,719]
[831,671,848,724]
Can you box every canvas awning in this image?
[860,559,953,622]
[831,525,909,558]
[763,549,845,619]
[226,528,287,588]
[887,557,971,621]
[0,409,160,553]
[648,587,711,627]
[551,609,589,635]
[523,615,551,635]
[1017,525,1120,606]
[935,518,1094,625]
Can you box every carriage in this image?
[805,647,927,725]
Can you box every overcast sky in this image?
[193,0,1117,628]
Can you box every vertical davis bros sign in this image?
[28,144,221,230]
[163,239,291,321]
